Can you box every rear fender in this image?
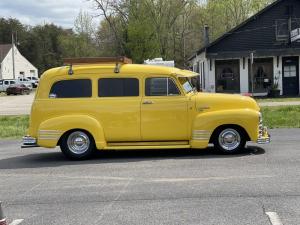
[37,115,106,149]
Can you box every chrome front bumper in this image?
[21,136,39,148]
[257,126,270,144]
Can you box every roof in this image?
[42,63,198,79]
[188,0,283,61]
[0,44,12,62]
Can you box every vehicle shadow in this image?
[0,145,265,170]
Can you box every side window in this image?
[98,78,139,97]
[11,81,15,85]
[4,81,8,85]
[145,77,180,96]
[50,79,92,98]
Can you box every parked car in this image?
[22,57,270,160]
[26,76,39,88]
[17,78,33,90]
[6,84,31,95]
[0,79,17,92]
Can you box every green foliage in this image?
[0,0,277,72]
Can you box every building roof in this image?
[0,44,12,62]
[188,0,283,61]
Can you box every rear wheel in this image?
[213,127,246,154]
[60,130,95,160]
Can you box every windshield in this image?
[178,77,196,93]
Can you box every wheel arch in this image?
[209,124,251,143]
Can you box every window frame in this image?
[98,77,140,98]
[144,76,182,97]
[49,78,93,99]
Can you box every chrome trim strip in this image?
[38,137,59,140]
[192,130,210,140]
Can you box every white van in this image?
[0,80,17,92]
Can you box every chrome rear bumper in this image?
[21,136,39,148]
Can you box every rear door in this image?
[96,77,141,142]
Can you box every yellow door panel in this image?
[94,98,141,142]
[141,96,188,141]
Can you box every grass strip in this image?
[261,105,300,129]
[0,115,29,139]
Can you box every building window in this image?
[215,60,240,93]
[145,77,180,96]
[283,65,297,77]
[248,58,273,93]
[50,79,92,98]
[98,78,139,97]
[275,18,300,41]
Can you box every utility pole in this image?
[11,32,16,80]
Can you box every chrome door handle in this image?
[142,100,154,105]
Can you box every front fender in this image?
[191,109,259,148]
[37,115,106,149]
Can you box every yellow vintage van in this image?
[22,57,270,159]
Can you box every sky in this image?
[0,0,100,28]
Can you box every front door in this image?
[141,77,189,141]
[282,57,299,96]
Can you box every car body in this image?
[26,76,39,88]
[17,78,33,90]
[22,57,270,159]
[0,79,17,92]
[6,84,31,95]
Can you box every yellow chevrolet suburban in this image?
[22,57,270,159]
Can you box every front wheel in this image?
[60,130,95,160]
[213,127,246,154]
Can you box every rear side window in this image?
[98,78,139,97]
[50,79,92,98]
[145,77,180,96]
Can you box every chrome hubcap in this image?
[218,129,241,151]
[67,131,90,155]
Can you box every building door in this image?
[282,57,299,96]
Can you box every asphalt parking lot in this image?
[0,129,299,225]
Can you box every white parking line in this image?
[9,219,24,225]
[265,212,283,225]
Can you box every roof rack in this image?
[63,57,132,74]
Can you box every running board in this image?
[104,145,191,150]
[107,141,189,147]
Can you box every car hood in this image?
[193,92,260,112]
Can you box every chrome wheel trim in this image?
[218,128,241,151]
[67,131,90,155]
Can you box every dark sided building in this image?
[189,0,300,96]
